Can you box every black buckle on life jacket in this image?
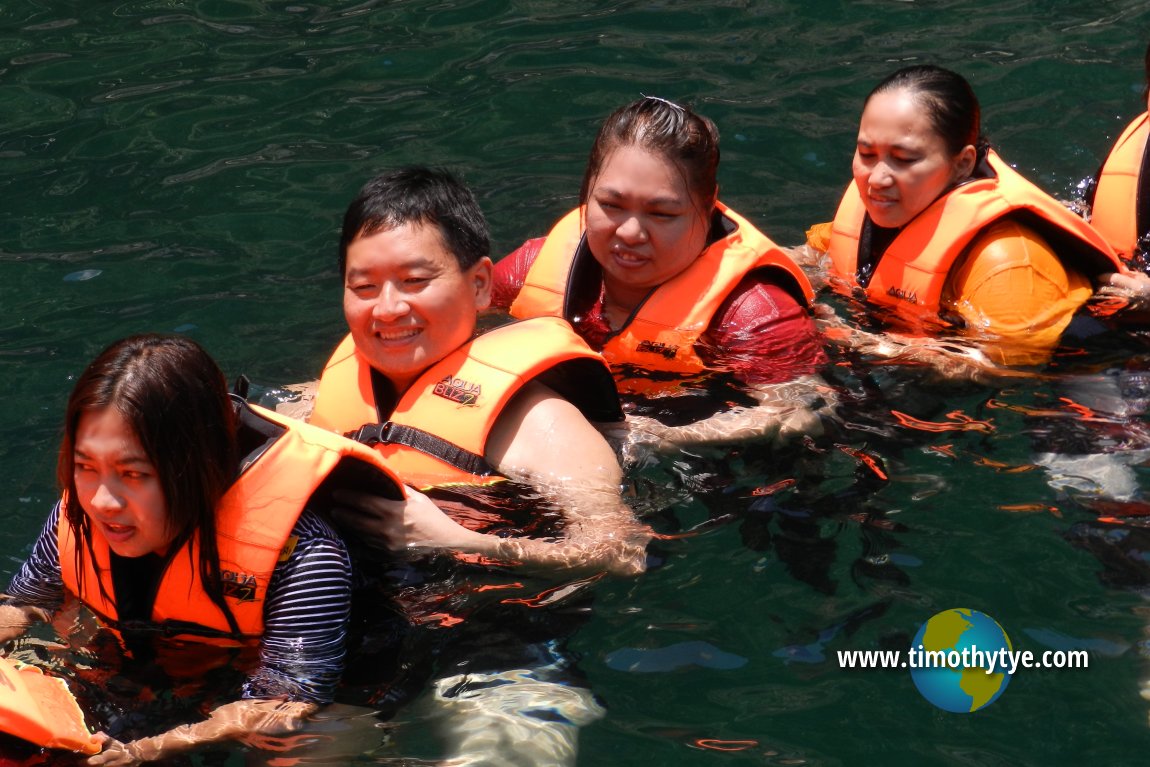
[348,422,395,446]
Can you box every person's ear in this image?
[953,144,977,181]
[470,257,493,311]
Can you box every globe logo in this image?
[910,608,1013,713]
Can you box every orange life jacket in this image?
[827,149,1120,323]
[508,203,814,393]
[309,316,622,490]
[58,401,404,644]
[1090,112,1150,263]
[0,659,100,753]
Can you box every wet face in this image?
[584,144,711,304]
[73,408,172,559]
[852,88,975,229]
[343,221,492,393]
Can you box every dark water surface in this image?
[4,0,1150,764]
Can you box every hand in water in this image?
[333,486,649,577]
[1092,270,1150,317]
[1102,270,1150,296]
[86,734,143,766]
[86,699,314,765]
[331,486,477,552]
[0,603,51,645]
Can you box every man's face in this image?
[343,221,492,392]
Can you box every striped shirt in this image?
[5,502,351,705]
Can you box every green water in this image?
[3,0,1150,763]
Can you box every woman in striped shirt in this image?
[0,334,365,765]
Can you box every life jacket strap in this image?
[348,422,495,478]
[115,617,243,640]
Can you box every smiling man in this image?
[309,166,646,576]
[306,167,650,767]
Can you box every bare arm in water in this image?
[87,699,315,766]
[3,595,312,764]
[332,381,650,577]
[620,374,835,460]
[813,310,1015,383]
[1089,269,1150,323]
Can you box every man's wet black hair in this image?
[339,166,490,275]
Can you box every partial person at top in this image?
[807,64,1121,371]
[490,96,832,455]
[1028,40,1150,510]
[1083,39,1150,314]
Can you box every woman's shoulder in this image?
[496,238,545,274]
[491,237,546,307]
[715,274,814,338]
[292,508,347,548]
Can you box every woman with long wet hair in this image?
[0,334,402,765]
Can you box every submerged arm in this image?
[479,381,650,576]
[88,699,317,766]
[622,276,835,454]
[622,373,835,455]
[335,382,650,577]
[815,311,1012,384]
[0,504,67,644]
